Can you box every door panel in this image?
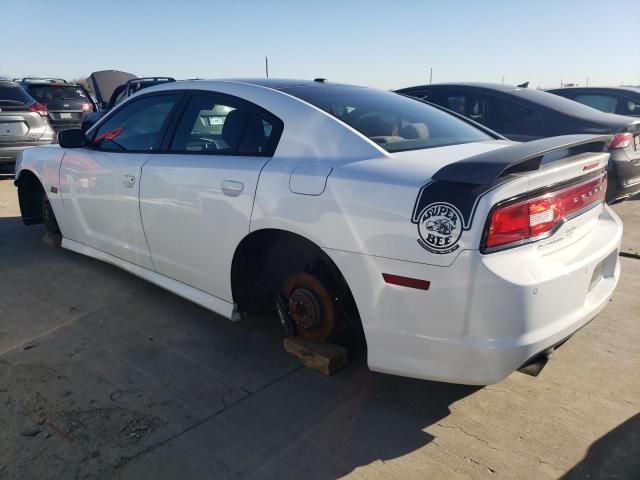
[60,149,155,269]
[139,154,269,300]
[59,92,181,269]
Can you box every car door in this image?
[59,93,181,269]
[139,92,283,301]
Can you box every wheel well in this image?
[16,170,45,225]
[231,229,362,331]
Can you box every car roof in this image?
[397,82,636,127]
[548,86,640,95]
[191,78,359,91]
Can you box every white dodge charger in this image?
[14,79,622,385]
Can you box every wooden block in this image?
[283,337,348,376]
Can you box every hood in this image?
[89,70,136,107]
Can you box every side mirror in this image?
[58,129,87,148]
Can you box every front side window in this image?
[286,85,492,153]
[573,94,618,113]
[92,94,179,151]
[170,94,276,155]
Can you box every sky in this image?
[1,0,639,90]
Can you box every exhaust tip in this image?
[518,347,554,377]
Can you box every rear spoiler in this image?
[412,134,612,233]
[434,134,612,185]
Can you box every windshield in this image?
[27,85,88,103]
[284,85,493,152]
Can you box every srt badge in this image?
[415,202,463,254]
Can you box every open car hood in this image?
[89,70,137,108]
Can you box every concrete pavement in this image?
[0,176,638,480]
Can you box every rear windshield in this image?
[284,85,493,152]
[0,83,33,105]
[27,85,89,103]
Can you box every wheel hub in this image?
[288,287,321,330]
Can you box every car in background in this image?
[396,83,640,202]
[84,70,175,130]
[17,78,96,133]
[547,87,640,118]
[0,80,55,164]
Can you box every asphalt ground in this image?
[0,170,638,480]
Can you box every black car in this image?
[17,78,96,133]
[547,86,640,118]
[396,83,640,202]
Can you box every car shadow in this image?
[562,413,640,480]
[0,220,480,479]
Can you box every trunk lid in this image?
[89,70,137,109]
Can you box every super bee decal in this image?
[411,180,490,254]
[415,202,463,254]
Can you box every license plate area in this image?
[589,259,605,291]
[59,112,73,119]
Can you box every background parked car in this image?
[547,86,640,118]
[396,83,640,202]
[17,78,96,133]
[84,70,175,130]
[0,80,55,164]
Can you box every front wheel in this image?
[42,193,61,238]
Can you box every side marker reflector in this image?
[382,273,430,290]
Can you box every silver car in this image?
[0,80,56,165]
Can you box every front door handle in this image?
[221,180,244,197]
[123,175,136,188]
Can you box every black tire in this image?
[42,193,60,235]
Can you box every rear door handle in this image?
[123,175,136,188]
[221,180,244,197]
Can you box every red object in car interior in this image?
[484,173,607,250]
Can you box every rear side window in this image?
[498,100,531,122]
[170,94,278,156]
[286,85,492,153]
[0,83,33,105]
[620,97,640,116]
[573,94,618,113]
[92,94,179,151]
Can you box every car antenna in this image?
[517,81,529,88]
[314,78,327,83]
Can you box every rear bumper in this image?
[607,152,640,202]
[0,141,55,164]
[325,205,622,385]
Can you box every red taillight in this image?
[28,102,48,116]
[609,132,633,150]
[81,101,93,112]
[484,173,607,251]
